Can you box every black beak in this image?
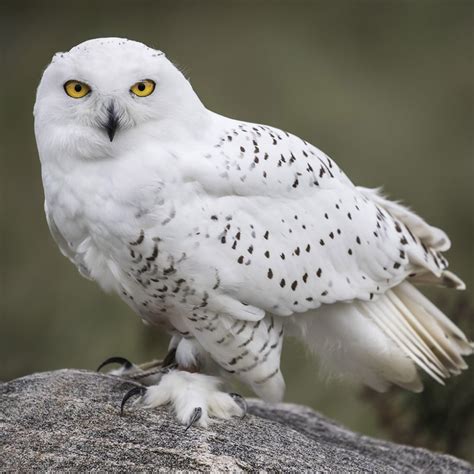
[104,103,119,142]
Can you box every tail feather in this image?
[387,290,464,373]
[396,282,472,354]
[361,298,448,384]
[408,270,466,290]
[292,301,423,393]
[293,281,472,392]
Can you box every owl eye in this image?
[130,79,155,97]
[64,80,91,99]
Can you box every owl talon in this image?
[97,356,134,373]
[185,407,202,431]
[229,392,248,418]
[120,386,146,416]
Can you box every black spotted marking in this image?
[129,230,145,246]
[131,253,143,264]
[163,265,176,275]
[320,239,325,246]
[294,247,300,256]
[393,262,401,269]
[264,250,270,258]
[302,273,308,283]
[228,349,249,366]
[291,280,298,291]
[316,268,322,278]
[267,317,275,333]
[263,230,269,239]
[248,245,254,254]
[146,243,158,261]
[212,272,221,290]
[254,368,280,385]
[267,268,273,279]
[236,321,248,335]
[280,279,286,288]
[259,340,269,353]
[305,244,311,252]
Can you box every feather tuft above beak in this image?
[103,102,119,142]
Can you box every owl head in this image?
[34,38,207,161]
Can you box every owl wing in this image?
[180,117,460,320]
[44,202,91,279]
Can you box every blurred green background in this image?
[2,0,473,461]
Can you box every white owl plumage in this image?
[34,38,472,426]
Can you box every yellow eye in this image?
[64,80,91,98]
[130,79,155,97]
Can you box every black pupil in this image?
[138,83,146,91]
[74,84,82,92]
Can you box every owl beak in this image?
[103,102,119,142]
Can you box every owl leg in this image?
[119,338,246,428]
[120,369,246,428]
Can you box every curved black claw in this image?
[229,392,248,419]
[97,356,133,373]
[120,386,146,416]
[161,348,177,369]
[185,407,202,432]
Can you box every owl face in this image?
[34,38,204,160]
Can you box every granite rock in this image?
[0,369,472,472]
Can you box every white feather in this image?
[292,281,472,391]
[34,38,472,410]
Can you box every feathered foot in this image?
[120,370,246,429]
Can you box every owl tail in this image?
[293,281,472,392]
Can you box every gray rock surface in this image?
[0,369,472,472]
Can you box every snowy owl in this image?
[34,38,472,429]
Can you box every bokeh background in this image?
[2,0,473,461]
